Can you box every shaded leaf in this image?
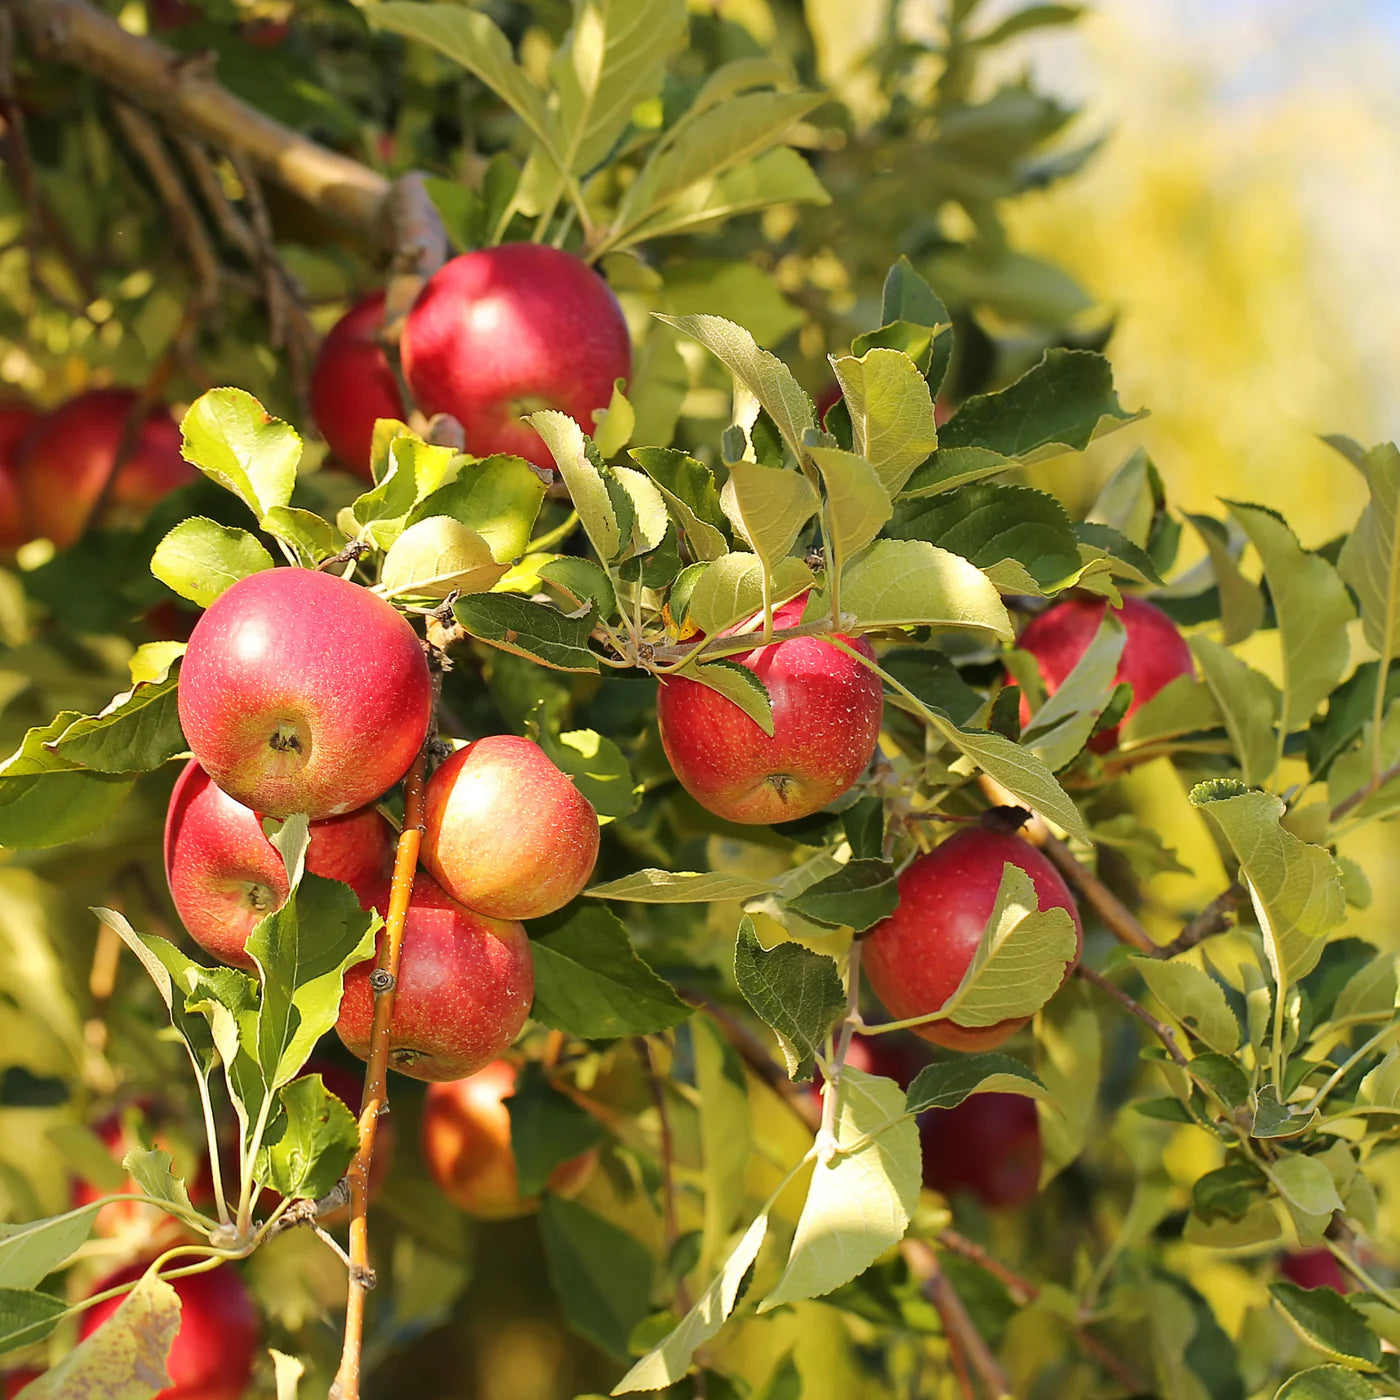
[1191,635,1280,787]
[504,1062,607,1199]
[454,594,600,672]
[904,1055,1047,1114]
[830,349,938,497]
[589,870,775,903]
[50,669,184,774]
[1269,1282,1381,1371]
[784,859,898,933]
[1131,957,1240,1055]
[255,1074,359,1201]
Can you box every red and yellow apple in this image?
[420,1058,595,1219]
[164,759,394,969]
[337,873,533,1083]
[862,825,1083,1050]
[0,404,36,551]
[657,593,884,824]
[420,736,599,920]
[400,244,631,472]
[309,292,405,480]
[920,1092,1042,1210]
[177,568,433,819]
[1279,1249,1351,1293]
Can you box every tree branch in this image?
[1158,884,1246,958]
[904,1238,1011,1399]
[1076,964,1189,1068]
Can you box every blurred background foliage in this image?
[3,1,1399,1397]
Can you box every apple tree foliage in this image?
[2,2,1400,1398]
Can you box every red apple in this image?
[309,292,405,481]
[1016,594,1193,752]
[336,873,534,1083]
[164,759,395,969]
[656,593,884,825]
[79,1261,258,1400]
[177,568,433,819]
[16,389,195,549]
[0,404,36,550]
[2,1369,41,1398]
[400,244,631,472]
[1279,1249,1351,1293]
[421,1059,595,1219]
[420,736,599,920]
[862,826,1083,1051]
[920,1092,1041,1210]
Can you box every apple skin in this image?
[164,759,395,970]
[862,826,1083,1051]
[16,389,195,549]
[421,1058,596,1220]
[420,736,599,920]
[1016,595,1193,752]
[920,1092,1042,1210]
[1279,1249,1351,1293]
[309,293,405,481]
[177,568,433,820]
[656,593,884,825]
[336,873,534,1083]
[0,404,36,550]
[78,1261,258,1400]
[2,1369,40,1398]
[400,244,631,472]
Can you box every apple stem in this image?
[330,747,429,1400]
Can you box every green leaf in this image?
[453,594,600,672]
[1020,610,1126,771]
[539,1196,654,1360]
[926,863,1079,1028]
[733,916,845,1080]
[1120,674,1223,751]
[21,1270,181,1395]
[1337,442,1400,663]
[1191,636,1280,787]
[658,259,803,349]
[530,412,622,561]
[0,1205,100,1289]
[591,379,635,461]
[505,1063,607,1199]
[629,447,728,561]
[899,446,1015,499]
[1328,700,1400,824]
[693,1016,753,1274]
[539,558,617,620]
[1276,1366,1391,1399]
[806,446,893,572]
[1130,957,1240,1054]
[784,859,898,933]
[1035,980,1101,1184]
[0,719,134,849]
[613,1212,769,1393]
[681,660,774,736]
[891,483,1081,594]
[760,1066,920,1309]
[353,435,461,548]
[685,553,813,636]
[380,516,508,599]
[904,1055,1048,1114]
[837,538,1013,638]
[255,1074,359,1200]
[1189,781,1346,987]
[529,904,690,1037]
[1270,1156,1344,1218]
[830,349,939,497]
[246,873,381,1089]
[1269,1282,1382,1371]
[1228,503,1355,733]
[720,461,819,574]
[588,870,776,903]
[128,641,185,685]
[0,1288,67,1358]
[938,349,1142,463]
[537,726,638,821]
[180,387,300,518]
[149,517,274,608]
[409,455,547,565]
[121,1148,195,1220]
[1186,513,1264,645]
[1252,1084,1318,1139]
[550,0,687,177]
[260,507,346,567]
[659,313,815,459]
[49,669,184,774]
[1331,955,1399,1029]
[975,3,1084,44]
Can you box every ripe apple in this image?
[862,825,1083,1051]
[420,735,599,920]
[2,1369,41,1398]
[336,873,534,1083]
[400,244,631,472]
[0,404,36,550]
[920,1092,1042,1210]
[421,1058,596,1219]
[16,389,195,549]
[79,1261,258,1400]
[656,593,884,825]
[177,568,433,819]
[164,759,395,969]
[1016,594,1193,751]
[309,292,405,480]
[1279,1249,1351,1293]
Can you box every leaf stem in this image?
[1301,1022,1400,1116]
[330,748,429,1400]
[191,1056,231,1228]
[526,509,579,554]
[1324,1237,1400,1311]
[235,1088,274,1238]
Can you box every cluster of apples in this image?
[0,390,194,553]
[310,243,631,477]
[168,564,601,1081]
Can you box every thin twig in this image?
[1158,884,1246,958]
[330,751,428,1400]
[905,1238,1010,1399]
[1076,964,1189,1068]
[638,1036,690,1312]
[1330,755,1400,824]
